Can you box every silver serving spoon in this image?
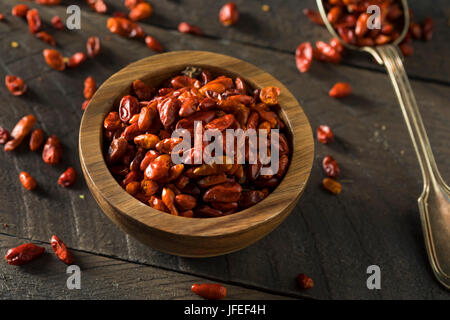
[316,0,450,289]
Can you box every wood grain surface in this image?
[0,0,449,299]
[0,233,292,300]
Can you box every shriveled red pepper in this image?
[5,243,45,265]
[191,283,227,300]
[26,9,41,34]
[5,75,27,96]
[4,114,36,151]
[58,167,77,187]
[51,235,74,264]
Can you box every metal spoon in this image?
[316,0,450,289]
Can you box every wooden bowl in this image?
[79,51,314,257]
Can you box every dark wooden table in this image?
[0,0,449,299]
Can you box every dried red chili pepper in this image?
[43,49,65,71]
[82,100,90,111]
[42,135,63,165]
[119,95,140,122]
[327,6,342,24]
[84,77,97,99]
[51,235,74,264]
[5,75,27,96]
[322,177,342,195]
[191,283,227,300]
[178,22,203,35]
[5,243,45,265]
[316,125,334,144]
[259,86,281,105]
[219,2,239,26]
[129,2,152,21]
[126,181,140,195]
[86,36,101,58]
[36,31,56,46]
[295,42,313,73]
[132,79,154,101]
[145,36,163,52]
[51,16,64,30]
[4,114,36,151]
[86,0,107,14]
[329,82,351,98]
[303,8,324,25]
[297,273,314,289]
[67,52,87,68]
[322,155,340,178]
[12,4,29,17]
[106,17,145,38]
[29,128,45,151]
[316,41,341,64]
[399,42,413,57]
[162,187,178,215]
[58,167,77,187]
[19,172,37,190]
[104,69,291,217]
[26,9,41,34]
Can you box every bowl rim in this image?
[79,50,314,238]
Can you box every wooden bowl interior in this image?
[79,51,314,240]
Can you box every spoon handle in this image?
[373,45,450,289]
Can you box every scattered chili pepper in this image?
[178,22,203,35]
[322,155,340,178]
[19,171,37,190]
[297,273,314,289]
[106,17,145,38]
[42,135,63,165]
[4,114,36,151]
[26,9,41,34]
[302,8,324,26]
[145,36,163,52]
[129,2,152,21]
[43,49,66,71]
[329,82,351,98]
[29,128,45,151]
[295,42,313,73]
[322,177,342,195]
[12,4,29,17]
[5,75,27,96]
[84,77,97,99]
[67,52,87,68]
[219,2,239,26]
[36,31,56,46]
[86,0,107,14]
[82,100,90,110]
[51,16,64,30]
[191,283,227,300]
[58,167,77,187]
[316,125,334,144]
[5,243,45,265]
[50,235,74,264]
[86,36,101,58]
